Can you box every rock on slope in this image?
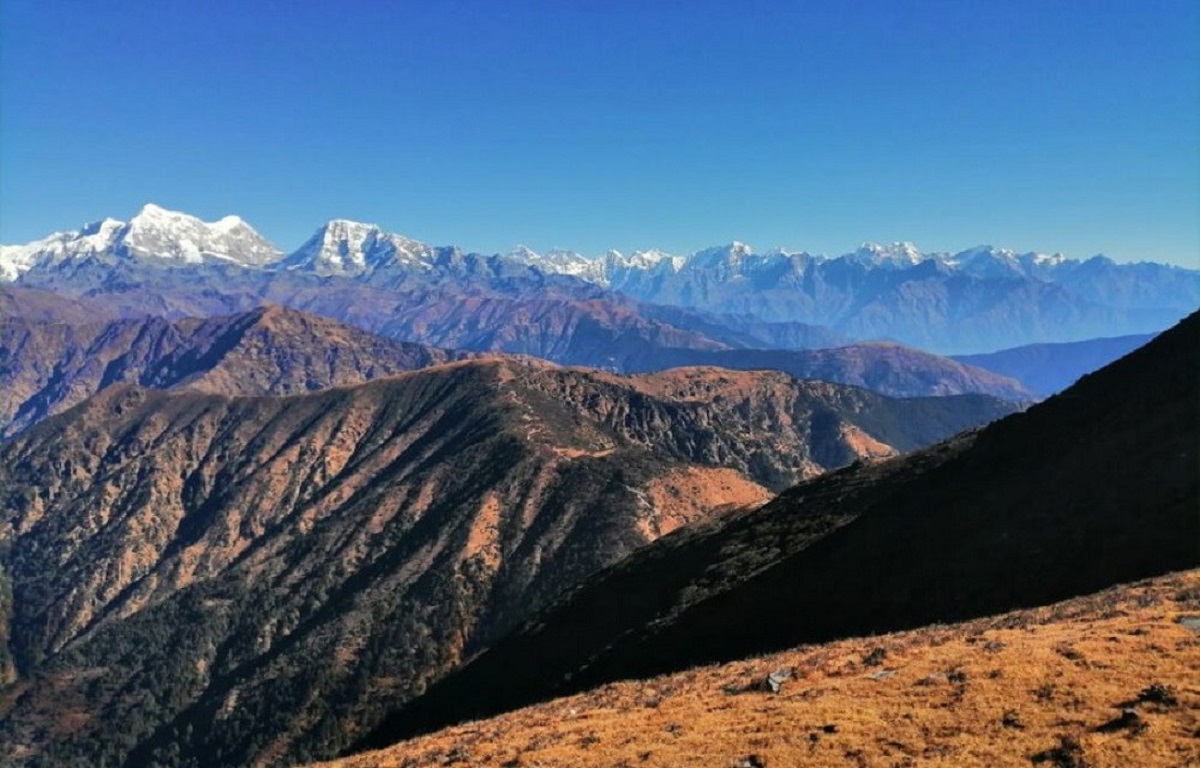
[0,359,1012,766]
[0,304,471,436]
[369,312,1199,747]
[326,569,1200,768]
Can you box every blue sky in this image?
[1,0,1197,265]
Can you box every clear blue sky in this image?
[1,0,1197,265]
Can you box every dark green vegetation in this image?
[366,312,1199,750]
[0,357,1012,766]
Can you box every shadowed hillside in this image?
[368,312,1199,748]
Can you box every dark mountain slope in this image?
[370,312,1199,748]
[0,360,1011,766]
[0,305,470,436]
[953,332,1156,395]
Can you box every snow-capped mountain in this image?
[119,203,281,265]
[0,204,281,279]
[504,246,685,286]
[3,205,1196,353]
[279,219,434,276]
[502,239,1197,351]
[848,241,926,269]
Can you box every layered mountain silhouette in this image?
[625,342,1034,400]
[366,311,1199,748]
[953,333,1156,395]
[0,357,1012,766]
[0,294,1031,438]
[0,303,472,437]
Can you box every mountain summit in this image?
[3,206,1196,352]
[119,203,281,265]
[279,220,433,276]
[0,203,281,278]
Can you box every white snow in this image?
[1,204,1127,292]
[0,204,281,278]
[281,219,435,276]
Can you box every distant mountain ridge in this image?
[625,342,1034,401]
[3,204,1195,354]
[953,333,1157,395]
[0,295,1028,440]
[0,304,472,437]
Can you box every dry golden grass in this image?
[321,570,1200,768]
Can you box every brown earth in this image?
[319,569,1200,768]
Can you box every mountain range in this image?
[0,204,1195,767]
[3,204,1196,355]
[0,353,1013,766]
[0,302,472,437]
[953,332,1157,396]
[0,298,1030,438]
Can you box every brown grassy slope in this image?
[321,569,1200,768]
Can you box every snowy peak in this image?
[851,241,926,268]
[681,242,759,278]
[281,219,433,276]
[507,245,541,262]
[621,249,683,272]
[940,245,1071,279]
[0,205,281,280]
[120,203,281,265]
[0,243,43,281]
